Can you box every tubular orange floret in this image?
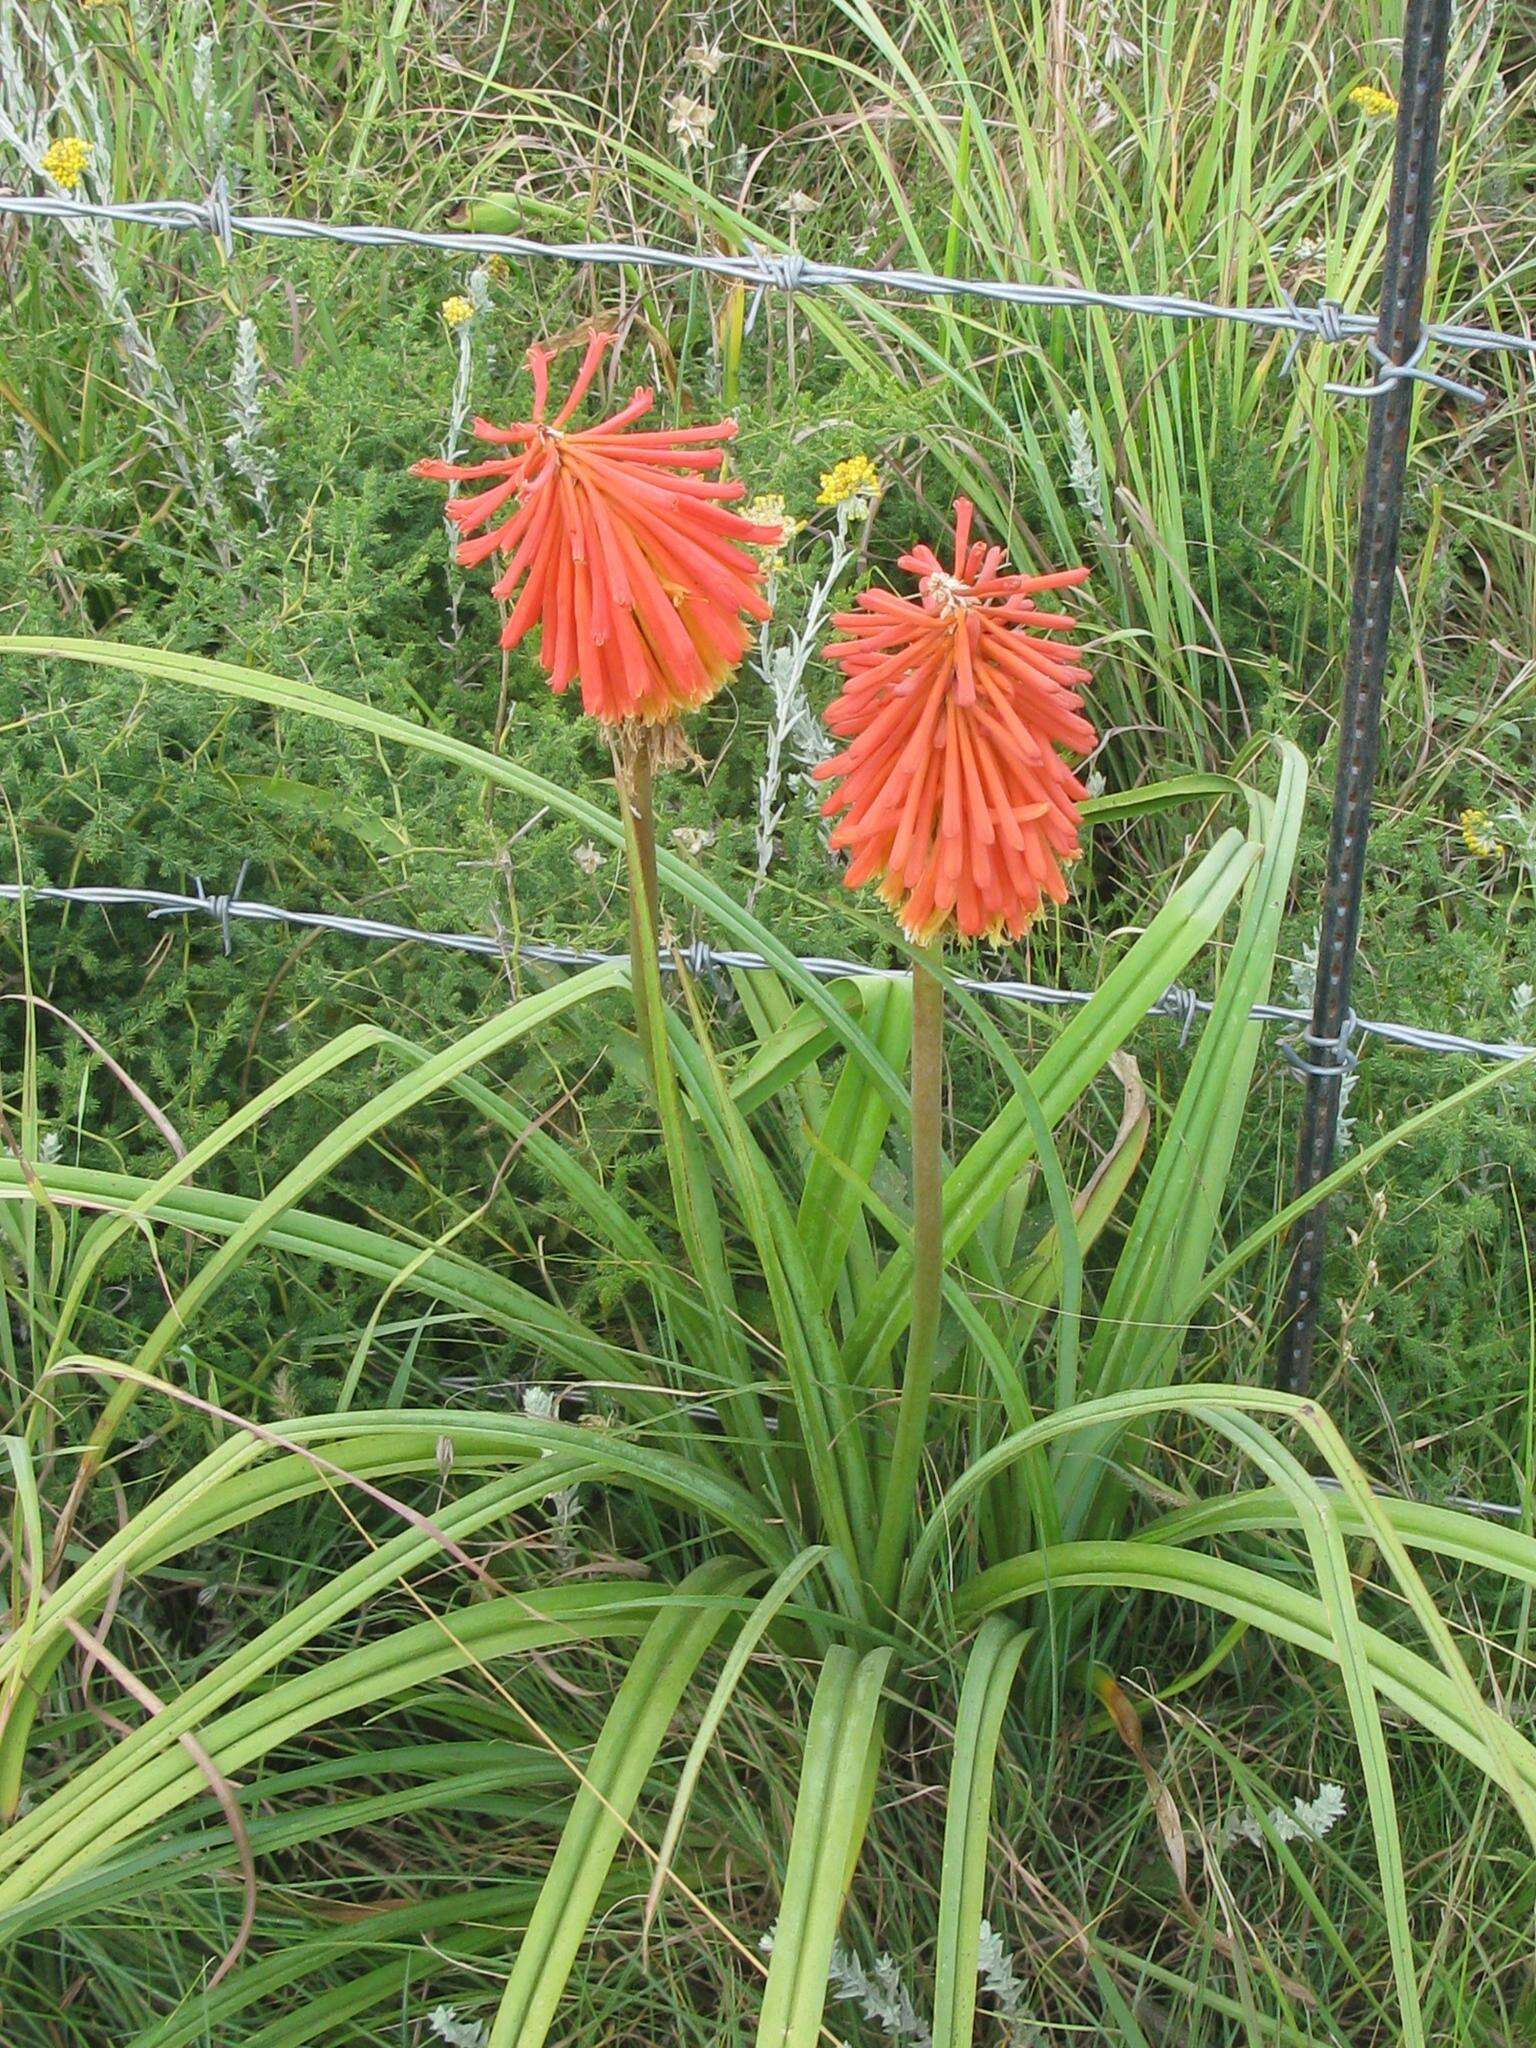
[814,500,1095,944]
[411,329,780,725]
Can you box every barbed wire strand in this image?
[2,880,1531,1067]
[5,873,1529,1525]
[4,191,1533,403]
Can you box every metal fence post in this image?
[1275,0,1456,1394]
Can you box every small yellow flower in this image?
[484,253,510,285]
[816,454,882,508]
[1459,808,1501,859]
[1348,83,1398,121]
[441,294,475,329]
[40,135,90,190]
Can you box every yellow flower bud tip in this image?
[40,135,91,190]
[441,294,475,328]
[816,454,882,507]
[1347,83,1398,121]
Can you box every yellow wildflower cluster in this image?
[441,295,475,329]
[40,135,90,190]
[484,254,510,285]
[817,454,882,507]
[1459,809,1501,859]
[1348,84,1398,121]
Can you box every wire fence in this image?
[3,879,1531,1071]
[3,187,1534,404]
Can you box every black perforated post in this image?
[1275,0,1455,1395]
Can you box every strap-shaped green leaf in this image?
[0,1576,667,1915]
[664,986,873,1595]
[756,1644,891,2048]
[490,1555,758,2048]
[960,1538,1536,1800]
[798,976,912,1310]
[643,1547,831,1935]
[1056,741,1307,1539]
[931,1617,1028,2048]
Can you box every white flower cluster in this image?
[757,1919,1040,2046]
[225,316,275,526]
[425,2004,487,2047]
[748,520,848,909]
[1065,408,1106,529]
[1221,1779,1346,1850]
[522,1384,582,1557]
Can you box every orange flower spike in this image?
[814,499,1095,944]
[412,329,780,725]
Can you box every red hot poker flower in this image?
[813,501,1094,943]
[413,330,780,725]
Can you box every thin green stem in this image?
[872,949,945,1609]
[616,736,663,1100]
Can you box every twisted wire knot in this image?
[675,936,717,981]
[202,169,235,258]
[1280,291,1485,405]
[743,244,809,333]
[195,859,250,954]
[1154,982,1201,1047]
[1279,1009,1360,1082]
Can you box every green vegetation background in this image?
[1,0,1533,2039]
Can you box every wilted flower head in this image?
[744,492,803,571]
[666,93,715,152]
[671,824,716,857]
[684,35,725,76]
[412,329,777,725]
[814,499,1093,943]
